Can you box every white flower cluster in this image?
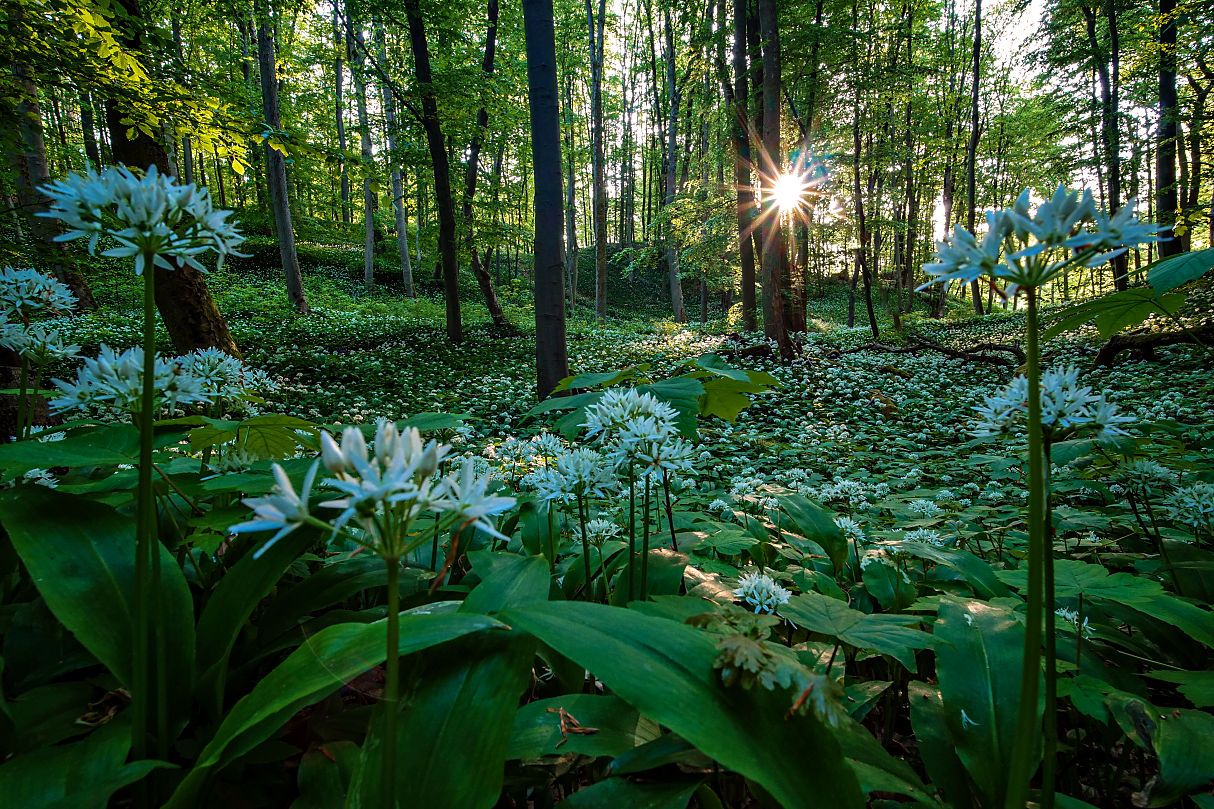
[51,344,275,417]
[1055,607,1093,637]
[974,366,1133,439]
[179,347,278,402]
[1162,482,1214,533]
[922,185,1162,292]
[40,164,245,275]
[903,527,950,547]
[583,388,695,476]
[0,266,77,320]
[733,568,791,614]
[834,515,865,543]
[233,419,514,558]
[581,518,621,546]
[533,448,618,503]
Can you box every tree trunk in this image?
[254,0,309,314]
[965,0,984,313]
[1080,0,1127,288]
[662,13,686,322]
[374,25,414,295]
[404,0,462,340]
[586,0,608,321]
[563,76,579,313]
[345,10,376,290]
[79,90,101,169]
[757,0,791,357]
[332,1,351,225]
[1156,0,1181,258]
[461,0,512,331]
[732,0,756,331]
[522,0,570,398]
[12,62,97,310]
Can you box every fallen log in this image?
[1093,321,1214,366]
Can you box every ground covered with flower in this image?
[4,211,1214,809]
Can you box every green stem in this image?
[640,476,651,600]
[382,556,400,809]
[627,474,636,602]
[132,260,157,797]
[662,472,678,551]
[1042,431,1057,809]
[15,359,28,442]
[578,493,593,601]
[1005,286,1045,809]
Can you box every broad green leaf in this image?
[559,776,701,808]
[165,612,502,809]
[507,695,661,759]
[501,601,866,809]
[908,682,973,809]
[551,367,641,393]
[0,487,195,728]
[0,424,138,473]
[782,592,933,672]
[862,559,918,611]
[235,415,320,459]
[463,551,550,613]
[1149,709,1214,807]
[899,542,1010,599]
[0,720,168,809]
[692,353,751,381]
[1146,670,1214,708]
[998,560,1214,648]
[294,740,360,809]
[638,377,705,437]
[1147,247,1214,294]
[934,598,1040,807]
[777,494,848,573]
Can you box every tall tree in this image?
[461,0,512,331]
[254,0,309,314]
[374,24,415,295]
[404,0,462,340]
[732,0,756,331]
[965,0,984,312]
[523,0,570,398]
[345,10,376,290]
[757,0,791,355]
[661,11,686,322]
[586,0,609,320]
[1156,0,1181,258]
[332,1,351,225]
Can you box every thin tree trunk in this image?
[404,0,462,340]
[254,0,309,314]
[333,1,351,225]
[586,0,608,321]
[1156,0,1181,258]
[662,13,685,322]
[374,25,414,295]
[757,0,791,356]
[345,12,376,290]
[732,0,756,331]
[965,0,983,313]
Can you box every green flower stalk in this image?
[920,185,1161,809]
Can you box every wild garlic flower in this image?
[40,165,245,275]
[904,527,950,547]
[921,185,1161,293]
[0,321,80,363]
[0,266,77,319]
[974,366,1133,440]
[434,456,515,540]
[50,344,211,416]
[907,499,941,518]
[180,347,277,401]
[583,388,679,443]
[536,449,618,503]
[232,461,319,556]
[581,518,621,546]
[733,568,792,614]
[1116,459,1179,494]
[1055,607,1093,637]
[835,515,865,543]
[1162,483,1214,534]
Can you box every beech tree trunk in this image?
[662,13,686,322]
[332,1,351,225]
[757,0,791,356]
[344,10,376,290]
[374,25,414,295]
[586,0,608,321]
[254,0,309,314]
[461,0,512,331]
[522,0,569,398]
[404,0,462,341]
[732,0,756,331]
[965,0,983,313]
[1156,0,1181,258]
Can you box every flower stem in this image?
[627,474,636,602]
[1042,431,1057,809]
[15,358,28,442]
[578,494,593,601]
[1006,286,1046,809]
[382,556,400,809]
[24,365,42,439]
[662,472,678,551]
[641,477,651,599]
[132,259,157,795]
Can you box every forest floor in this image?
[63,237,1214,517]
